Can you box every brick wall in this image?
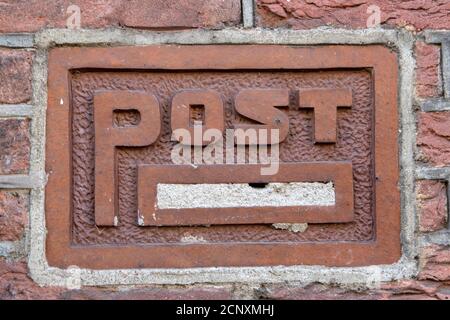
[0,0,449,300]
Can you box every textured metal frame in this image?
[46,45,400,269]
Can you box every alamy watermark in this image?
[366,5,381,28]
[66,4,81,30]
[171,122,280,175]
[65,265,81,289]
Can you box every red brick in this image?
[419,245,450,281]
[120,0,241,29]
[256,283,382,300]
[417,180,448,232]
[62,286,233,300]
[0,258,62,300]
[0,0,241,33]
[0,119,30,174]
[0,49,33,104]
[415,42,442,98]
[0,190,29,242]
[256,0,450,30]
[417,112,450,167]
[436,286,450,300]
[259,280,450,300]
[379,280,441,299]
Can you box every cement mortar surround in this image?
[0,27,421,287]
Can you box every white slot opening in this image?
[156,182,335,209]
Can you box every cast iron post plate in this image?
[46,45,400,269]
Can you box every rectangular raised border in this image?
[46,44,400,269]
[139,162,354,226]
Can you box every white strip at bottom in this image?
[157,182,335,209]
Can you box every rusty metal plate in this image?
[138,163,354,226]
[46,45,400,269]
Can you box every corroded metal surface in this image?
[71,70,372,244]
[138,163,354,226]
[46,45,400,269]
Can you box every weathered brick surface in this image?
[415,42,442,98]
[62,286,233,300]
[0,49,33,104]
[256,0,450,30]
[120,0,241,29]
[417,180,448,232]
[417,112,450,167]
[0,190,29,242]
[0,119,30,174]
[379,280,450,300]
[257,280,450,300]
[0,259,62,300]
[419,245,450,281]
[0,0,241,32]
[256,283,383,300]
